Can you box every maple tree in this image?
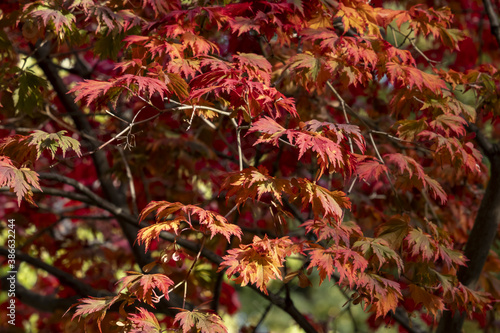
[0,0,499,332]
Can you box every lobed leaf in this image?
[355,272,402,318]
[405,228,436,262]
[308,244,368,287]
[69,74,174,107]
[375,215,410,251]
[219,236,301,294]
[174,310,228,333]
[118,272,174,306]
[0,156,42,206]
[408,284,445,317]
[68,295,121,332]
[353,237,404,274]
[221,166,292,206]
[127,308,161,333]
[29,130,81,159]
[292,178,351,222]
[301,219,362,246]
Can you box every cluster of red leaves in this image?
[138,201,243,245]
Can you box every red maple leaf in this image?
[118,272,174,306]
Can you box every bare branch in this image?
[168,99,232,116]
[327,81,354,154]
[118,148,139,216]
[232,119,244,171]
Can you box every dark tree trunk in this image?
[437,132,500,332]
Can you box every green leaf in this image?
[29,130,81,159]
[375,215,411,250]
[405,228,435,261]
[15,70,47,115]
[353,237,403,274]
[396,119,428,141]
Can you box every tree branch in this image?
[251,285,318,333]
[392,308,427,333]
[438,124,500,332]
[483,0,500,46]
[0,248,111,297]
[39,173,105,204]
[0,275,79,313]
[468,123,497,158]
[33,41,151,269]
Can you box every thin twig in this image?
[327,81,355,154]
[408,38,439,66]
[200,116,217,130]
[167,99,232,116]
[327,84,403,205]
[369,132,385,163]
[326,82,372,129]
[118,147,139,216]
[253,302,274,332]
[368,132,402,206]
[327,81,358,193]
[392,26,399,48]
[422,190,442,225]
[224,204,239,218]
[347,175,358,195]
[278,137,295,147]
[216,128,249,167]
[389,25,439,66]
[186,106,197,131]
[232,119,244,171]
[182,237,206,308]
[105,110,129,123]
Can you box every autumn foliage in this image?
[0,0,500,332]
